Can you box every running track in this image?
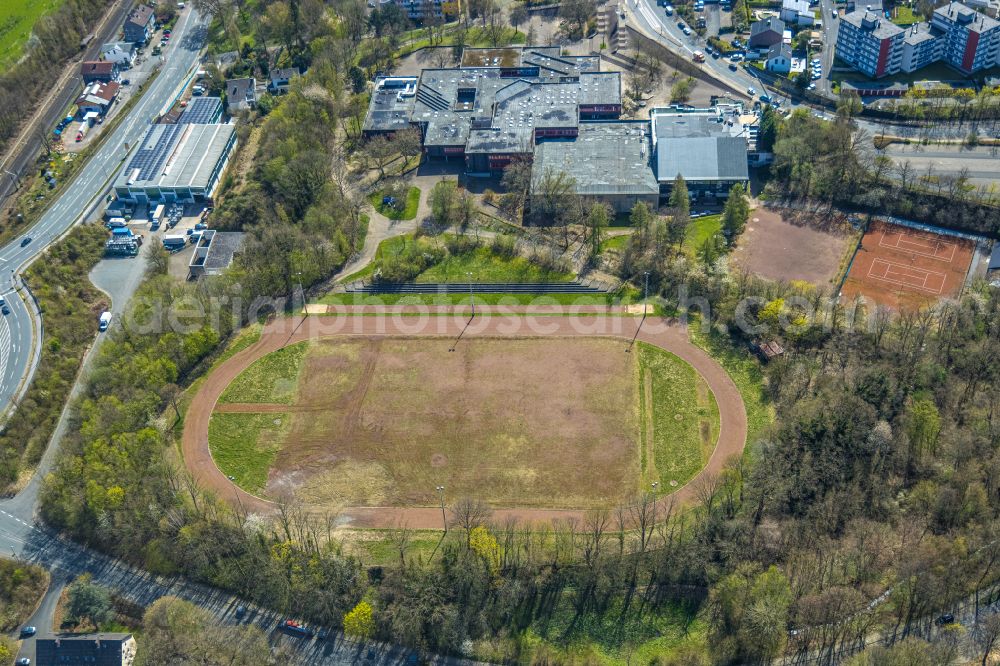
[181,313,749,528]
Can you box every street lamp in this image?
[436,485,447,533]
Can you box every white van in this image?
[99,311,112,332]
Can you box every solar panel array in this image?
[180,97,222,124]
[127,124,183,181]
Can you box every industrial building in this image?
[838,1,1000,77]
[114,98,235,204]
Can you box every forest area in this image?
[22,0,1000,664]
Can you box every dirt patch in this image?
[732,207,853,286]
[840,219,975,310]
[224,337,643,509]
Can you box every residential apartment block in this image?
[391,0,461,22]
[838,1,1000,77]
[836,10,904,78]
[931,1,1000,72]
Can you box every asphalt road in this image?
[627,0,771,99]
[0,5,207,423]
[0,0,134,206]
[882,143,1000,187]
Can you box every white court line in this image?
[877,230,958,263]
[868,258,947,295]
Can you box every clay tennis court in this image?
[841,220,975,309]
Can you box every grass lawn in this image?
[338,234,575,285]
[208,412,289,494]
[891,5,920,25]
[212,337,643,508]
[318,292,627,306]
[417,246,574,283]
[0,0,64,67]
[683,214,723,258]
[601,234,631,252]
[638,342,720,490]
[519,596,707,665]
[688,322,773,448]
[218,342,307,404]
[343,529,445,567]
[369,186,420,221]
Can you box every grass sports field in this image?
[209,337,720,509]
[0,0,63,67]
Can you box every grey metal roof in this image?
[990,242,1000,271]
[656,136,749,183]
[768,43,792,59]
[115,123,235,190]
[531,122,658,197]
[751,17,785,36]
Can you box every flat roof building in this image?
[651,106,750,201]
[363,47,620,176]
[531,122,658,213]
[189,230,245,278]
[36,633,136,666]
[114,123,237,204]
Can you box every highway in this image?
[0,5,207,421]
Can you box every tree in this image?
[393,127,423,168]
[510,3,529,34]
[722,183,750,243]
[362,135,396,181]
[138,597,275,666]
[709,564,792,663]
[343,600,376,639]
[430,180,460,226]
[66,575,112,628]
[530,169,581,226]
[670,77,696,103]
[586,202,609,256]
[758,104,779,153]
[668,174,690,217]
[559,0,595,37]
[906,398,941,459]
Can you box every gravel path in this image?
[182,313,748,528]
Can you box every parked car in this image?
[19,626,36,638]
[807,82,817,90]
[935,613,955,626]
[279,620,314,638]
[235,605,247,620]
[15,658,29,666]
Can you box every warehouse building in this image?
[113,122,236,204]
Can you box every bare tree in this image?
[450,497,492,546]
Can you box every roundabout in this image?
[181,313,748,528]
